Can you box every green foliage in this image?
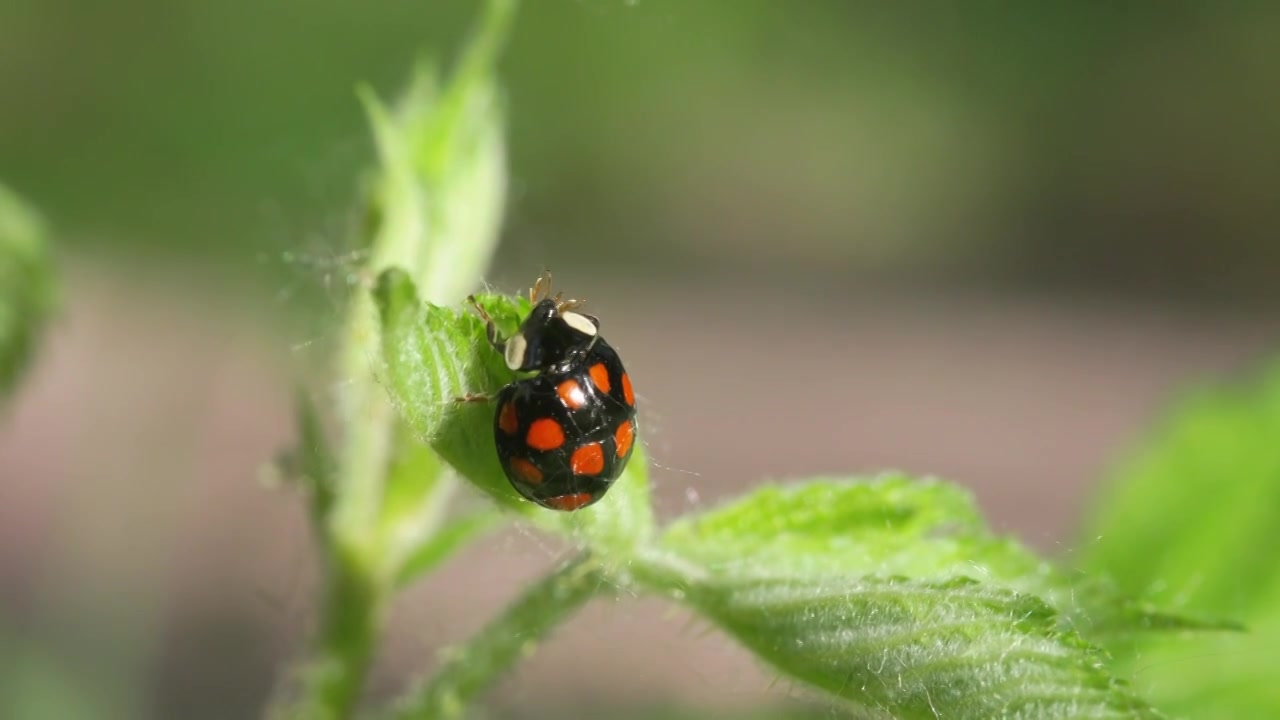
[656,477,1232,639]
[370,278,1212,717]
[279,1,1234,718]
[329,0,511,554]
[277,2,517,718]
[373,270,527,512]
[538,707,830,720]
[687,577,1153,719]
[658,476,1049,590]
[0,183,56,401]
[637,479,1162,718]
[321,255,1225,719]
[1083,361,1280,717]
[373,269,654,558]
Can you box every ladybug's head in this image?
[503,298,599,372]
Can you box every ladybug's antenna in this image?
[530,270,553,303]
[531,270,583,311]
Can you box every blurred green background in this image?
[6,1,1279,296]
[2,1,1279,718]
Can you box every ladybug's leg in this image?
[453,392,492,404]
[467,295,505,354]
[454,300,501,405]
[554,295,585,313]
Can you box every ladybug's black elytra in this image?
[469,273,637,511]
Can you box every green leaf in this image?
[687,576,1157,720]
[333,22,508,543]
[375,268,654,555]
[1084,362,1280,615]
[374,268,527,510]
[1082,360,1280,716]
[330,0,510,543]
[658,474,1036,579]
[0,183,56,401]
[355,0,508,307]
[657,475,1217,637]
[640,476,1176,718]
[576,707,830,720]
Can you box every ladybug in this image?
[468,273,637,511]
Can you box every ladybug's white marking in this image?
[505,332,528,370]
[560,311,597,337]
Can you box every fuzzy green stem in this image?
[331,0,517,549]
[296,547,386,720]
[288,1,519,717]
[390,556,602,720]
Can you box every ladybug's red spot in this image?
[509,457,543,484]
[621,373,635,406]
[545,493,594,512]
[556,379,587,410]
[570,443,605,476]
[589,363,611,393]
[498,402,519,435]
[526,418,565,451]
[614,420,634,459]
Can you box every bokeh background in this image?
[3,1,1279,718]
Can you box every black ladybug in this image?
[469,273,637,511]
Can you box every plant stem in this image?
[281,1,518,716]
[284,543,385,720]
[390,555,602,720]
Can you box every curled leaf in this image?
[375,268,654,553]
